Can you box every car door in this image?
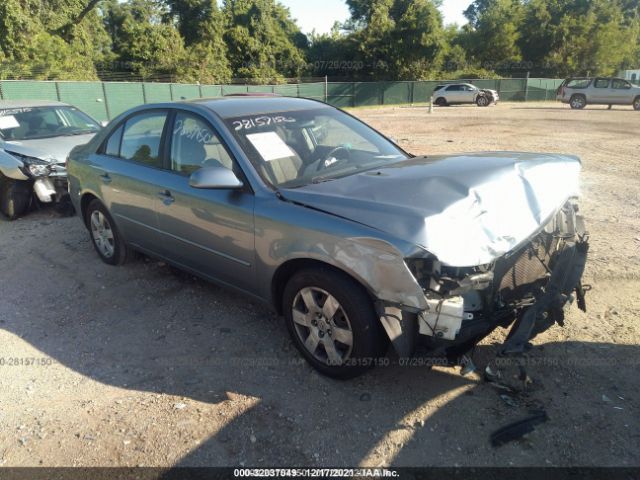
[591,78,610,103]
[89,109,170,253]
[154,110,256,293]
[460,85,477,103]
[445,85,462,103]
[610,79,634,105]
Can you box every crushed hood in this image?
[2,134,96,164]
[280,152,581,267]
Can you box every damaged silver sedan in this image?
[67,97,589,379]
[0,101,101,219]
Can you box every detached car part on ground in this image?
[67,97,589,379]
[0,101,101,219]
[432,83,499,107]
[557,77,640,110]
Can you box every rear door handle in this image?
[100,173,112,184]
[158,190,175,205]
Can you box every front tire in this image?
[0,173,31,220]
[633,96,640,111]
[570,94,587,110]
[85,199,130,265]
[476,95,490,107]
[283,268,387,379]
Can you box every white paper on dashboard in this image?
[246,131,295,162]
[0,115,20,130]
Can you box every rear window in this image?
[566,79,592,89]
[433,85,445,91]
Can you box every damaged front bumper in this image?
[382,198,589,360]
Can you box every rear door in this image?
[89,109,170,253]
[154,110,256,292]
[591,78,610,103]
[445,85,463,103]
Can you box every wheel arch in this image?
[79,192,100,228]
[271,258,376,315]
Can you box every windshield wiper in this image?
[311,175,339,184]
[61,129,97,136]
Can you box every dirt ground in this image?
[0,101,638,468]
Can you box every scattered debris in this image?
[490,410,549,447]
[459,355,476,376]
[500,394,519,408]
[174,402,187,410]
[602,394,612,403]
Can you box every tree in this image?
[344,0,447,80]
[222,0,307,81]
[519,0,638,77]
[0,0,108,79]
[102,0,187,81]
[460,0,524,73]
[163,0,232,83]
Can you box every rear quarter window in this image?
[566,79,592,89]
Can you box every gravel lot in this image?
[0,101,638,468]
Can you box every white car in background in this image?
[0,100,101,219]
[433,83,499,107]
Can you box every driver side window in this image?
[170,112,235,176]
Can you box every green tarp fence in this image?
[0,78,563,122]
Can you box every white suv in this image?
[432,83,499,107]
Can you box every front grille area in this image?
[496,232,559,305]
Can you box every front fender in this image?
[256,199,428,311]
[0,149,28,180]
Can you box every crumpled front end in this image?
[0,146,70,204]
[403,198,589,360]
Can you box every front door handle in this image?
[100,173,112,184]
[158,190,175,206]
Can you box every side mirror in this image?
[189,166,244,190]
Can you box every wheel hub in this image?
[291,287,354,366]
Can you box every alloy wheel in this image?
[291,287,354,366]
[90,210,115,259]
[571,96,585,109]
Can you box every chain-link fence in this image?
[0,78,563,122]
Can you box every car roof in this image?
[0,100,69,109]
[185,96,331,119]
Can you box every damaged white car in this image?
[67,97,588,379]
[0,100,101,219]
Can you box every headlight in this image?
[8,151,53,178]
[26,160,52,177]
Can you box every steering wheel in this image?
[315,145,351,172]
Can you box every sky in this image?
[278,0,473,34]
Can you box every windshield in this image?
[225,107,409,188]
[0,106,101,141]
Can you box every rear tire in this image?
[569,94,587,110]
[283,267,388,379]
[633,96,640,111]
[85,199,131,265]
[0,173,31,220]
[435,97,448,107]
